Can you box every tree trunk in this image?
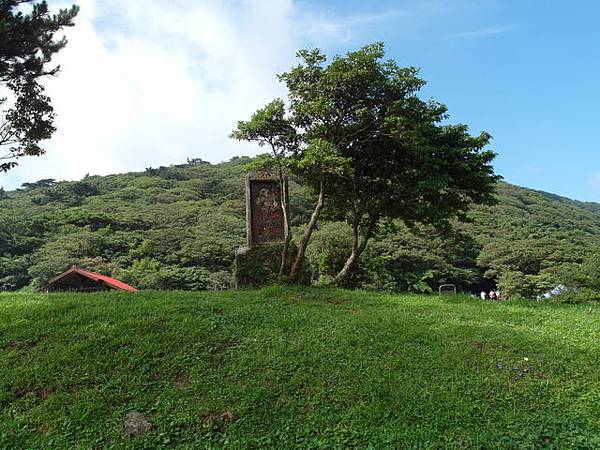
[333,217,376,286]
[289,177,325,280]
[334,245,358,286]
[278,171,292,278]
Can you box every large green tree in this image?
[234,43,499,284]
[0,0,79,172]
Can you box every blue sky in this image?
[301,0,600,201]
[3,0,600,201]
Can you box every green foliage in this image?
[25,227,130,288]
[3,157,600,297]
[283,42,498,227]
[468,183,600,297]
[117,259,233,291]
[550,288,600,304]
[559,252,600,290]
[294,138,351,178]
[1,287,600,448]
[0,255,30,290]
[117,258,171,290]
[497,271,539,300]
[0,1,79,171]
[306,222,353,285]
[231,99,298,163]
[234,242,309,288]
[235,42,499,284]
[402,270,435,293]
[0,158,261,290]
[308,220,481,291]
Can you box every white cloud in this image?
[450,25,513,39]
[3,0,306,188]
[294,1,452,44]
[1,0,511,189]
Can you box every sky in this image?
[2,0,600,201]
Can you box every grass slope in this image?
[1,287,600,449]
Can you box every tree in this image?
[0,0,79,171]
[232,50,354,281]
[234,43,499,284]
[277,50,353,280]
[230,99,298,277]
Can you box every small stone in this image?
[124,411,153,436]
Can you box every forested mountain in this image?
[1,157,599,297]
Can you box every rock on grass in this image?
[124,411,154,436]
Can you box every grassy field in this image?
[1,287,600,449]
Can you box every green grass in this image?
[1,287,600,449]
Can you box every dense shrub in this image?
[307,221,481,291]
[549,288,600,304]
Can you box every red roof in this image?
[45,266,138,292]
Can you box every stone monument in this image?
[245,169,285,246]
[234,169,291,288]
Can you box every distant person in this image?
[480,291,487,300]
[489,290,496,300]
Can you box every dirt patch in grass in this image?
[199,410,238,432]
[174,372,190,388]
[208,341,234,368]
[327,299,347,305]
[36,423,51,434]
[2,337,41,351]
[35,387,54,401]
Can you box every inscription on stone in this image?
[246,171,285,246]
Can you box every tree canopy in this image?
[233,43,499,284]
[0,0,79,172]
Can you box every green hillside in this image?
[1,157,600,297]
[1,287,600,449]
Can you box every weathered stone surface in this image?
[236,170,305,287]
[234,244,283,288]
[246,170,286,246]
[123,411,153,436]
[233,243,309,288]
